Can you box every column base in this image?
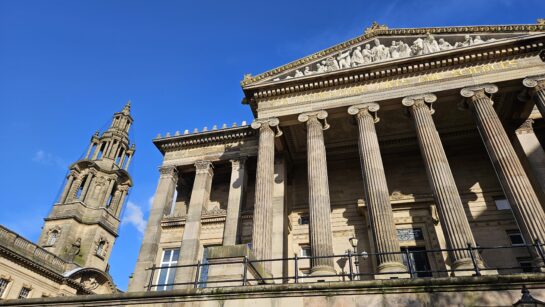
[450,258,496,276]
[375,262,410,279]
[206,245,272,286]
[306,265,338,282]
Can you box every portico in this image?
[129,21,545,292]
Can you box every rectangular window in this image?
[18,287,30,299]
[506,230,525,246]
[155,248,180,291]
[300,245,311,258]
[396,228,424,241]
[401,247,432,278]
[298,216,309,225]
[0,279,9,297]
[495,198,511,210]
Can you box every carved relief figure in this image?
[280,32,499,80]
[389,40,399,59]
[438,38,453,50]
[350,46,365,66]
[337,50,351,69]
[422,32,440,54]
[82,277,99,291]
[371,38,390,61]
[361,44,373,63]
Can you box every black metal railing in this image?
[145,240,545,291]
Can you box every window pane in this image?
[171,249,179,263]
[166,267,177,290]
[156,268,168,291]
[162,250,172,263]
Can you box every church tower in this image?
[38,101,135,271]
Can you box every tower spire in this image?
[38,101,135,271]
[122,99,131,115]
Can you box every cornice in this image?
[244,36,544,103]
[241,23,545,87]
[153,126,256,154]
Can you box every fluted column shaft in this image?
[299,111,335,274]
[462,84,545,267]
[348,104,405,273]
[128,166,178,292]
[251,118,280,273]
[403,94,477,269]
[174,160,214,287]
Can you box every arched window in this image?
[106,183,117,208]
[47,230,59,246]
[75,176,87,200]
[96,240,106,256]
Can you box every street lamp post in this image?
[349,237,368,280]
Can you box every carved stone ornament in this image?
[523,74,545,93]
[230,157,247,171]
[159,165,178,178]
[194,160,213,175]
[94,237,109,258]
[204,206,227,216]
[460,83,499,100]
[251,117,283,137]
[348,103,380,123]
[82,277,99,291]
[298,110,330,130]
[516,119,535,134]
[275,34,501,82]
[402,93,438,114]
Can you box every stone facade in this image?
[127,21,545,295]
[0,103,135,300]
[5,20,545,306]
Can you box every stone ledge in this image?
[4,273,545,306]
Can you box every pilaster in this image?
[174,160,214,288]
[128,165,178,292]
[223,157,247,246]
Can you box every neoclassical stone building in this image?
[5,20,545,306]
[0,103,135,300]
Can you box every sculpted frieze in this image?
[273,34,505,82]
[259,58,524,109]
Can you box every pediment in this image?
[241,22,545,88]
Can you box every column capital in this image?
[516,119,535,135]
[159,165,178,178]
[460,83,498,100]
[402,93,437,114]
[251,117,282,136]
[348,103,380,123]
[195,160,214,176]
[523,74,545,93]
[230,157,247,171]
[298,110,330,130]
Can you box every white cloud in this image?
[122,201,147,235]
[32,149,67,169]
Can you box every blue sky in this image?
[1,0,544,291]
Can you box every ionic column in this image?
[348,103,406,275]
[128,166,178,292]
[59,173,75,203]
[402,94,478,272]
[523,75,545,118]
[174,160,214,287]
[298,110,335,275]
[223,157,247,246]
[251,118,281,273]
[79,172,95,201]
[461,84,545,269]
